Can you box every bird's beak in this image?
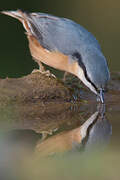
[97,89,104,103]
[99,89,104,104]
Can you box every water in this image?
[0,100,120,180]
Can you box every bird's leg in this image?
[32,61,56,78]
[39,61,46,72]
[32,61,45,73]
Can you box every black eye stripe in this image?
[72,52,98,92]
[84,70,98,92]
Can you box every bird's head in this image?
[73,47,110,103]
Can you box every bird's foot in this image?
[32,69,56,78]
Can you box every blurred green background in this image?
[0,0,120,78]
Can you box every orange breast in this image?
[27,34,79,76]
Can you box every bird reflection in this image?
[77,104,112,152]
[0,104,112,157]
[36,104,112,156]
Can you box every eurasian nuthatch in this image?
[2,10,110,103]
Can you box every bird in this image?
[1,10,110,103]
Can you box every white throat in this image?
[77,66,97,95]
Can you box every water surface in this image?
[0,100,120,180]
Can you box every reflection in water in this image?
[0,104,112,159]
[36,104,112,155]
[0,104,113,179]
[82,104,112,152]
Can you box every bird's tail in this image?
[1,10,34,35]
[1,10,26,22]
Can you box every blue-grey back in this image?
[28,12,101,54]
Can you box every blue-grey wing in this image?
[27,12,101,55]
